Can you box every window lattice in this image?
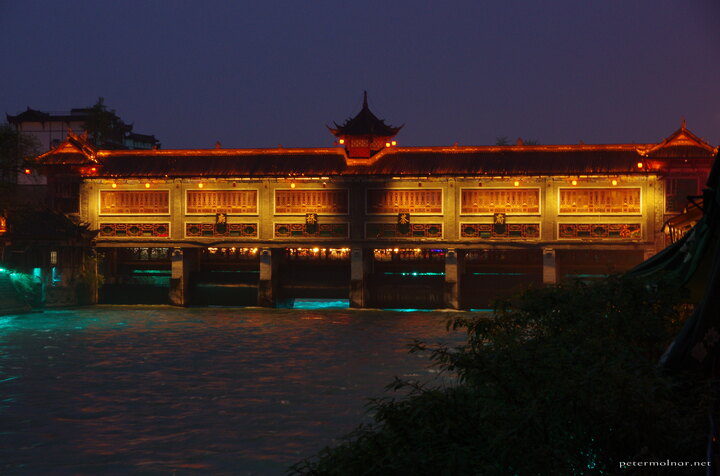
[461,189,540,214]
[186,190,257,214]
[366,189,442,214]
[559,188,641,214]
[100,191,169,214]
[275,189,348,214]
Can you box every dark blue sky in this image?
[2,1,719,149]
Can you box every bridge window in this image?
[461,189,540,214]
[559,188,641,214]
[275,189,348,214]
[366,189,442,214]
[187,190,257,214]
[100,190,169,215]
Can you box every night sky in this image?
[1,1,719,149]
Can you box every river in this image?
[0,305,468,475]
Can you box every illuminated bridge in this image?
[29,98,716,309]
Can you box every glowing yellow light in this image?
[145,183,151,188]
[90,167,97,172]
[391,141,397,146]
[312,247,320,253]
[393,248,399,253]
[513,181,520,187]
[339,139,345,144]
[611,180,618,186]
[111,183,117,188]
[385,142,391,147]
[637,162,644,169]
[24,168,31,175]
[290,182,296,189]
[198,183,204,188]
[571,180,578,186]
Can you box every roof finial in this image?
[363,91,368,109]
[681,117,686,129]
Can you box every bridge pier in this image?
[542,247,557,285]
[169,247,196,306]
[258,248,278,307]
[350,247,371,308]
[444,248,461,309]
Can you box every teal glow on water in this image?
[0,306,464,474]
[291,299,350,309]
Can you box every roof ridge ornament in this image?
[682,117,687,130]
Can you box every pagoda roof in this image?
[639,120,717,158]
[32,131,99,166]
[329,92,402,137]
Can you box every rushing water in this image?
[0,306,467,475]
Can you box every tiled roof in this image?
[97,151,348,177]
[84,146,650,177]
[32,126,717,178]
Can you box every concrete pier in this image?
[542,247,557,285]
[349,248,371,308]
[444,248,461,309]
[257,248,276,307]
[169,248,194,306]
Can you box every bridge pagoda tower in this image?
[329,92,402,159]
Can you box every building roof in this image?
[6,107,86,125]
[639,120,717,158]
[329,92,402,137]
[30,122,717,179]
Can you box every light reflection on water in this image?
[0,306,466,475]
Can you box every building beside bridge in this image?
[25,96,717,308]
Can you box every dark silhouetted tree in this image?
[83,97,132,149]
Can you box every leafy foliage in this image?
[0,123,40,185]
[292,276,709,475]
[9,271,42,307]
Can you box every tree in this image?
[83,97,132,149]
[291,276,709,475]
[496,136,540,146]
[0,123,40,187]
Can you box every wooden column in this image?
[444,248,461,309]
[542,247,557,285]
[350,247,371,308]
